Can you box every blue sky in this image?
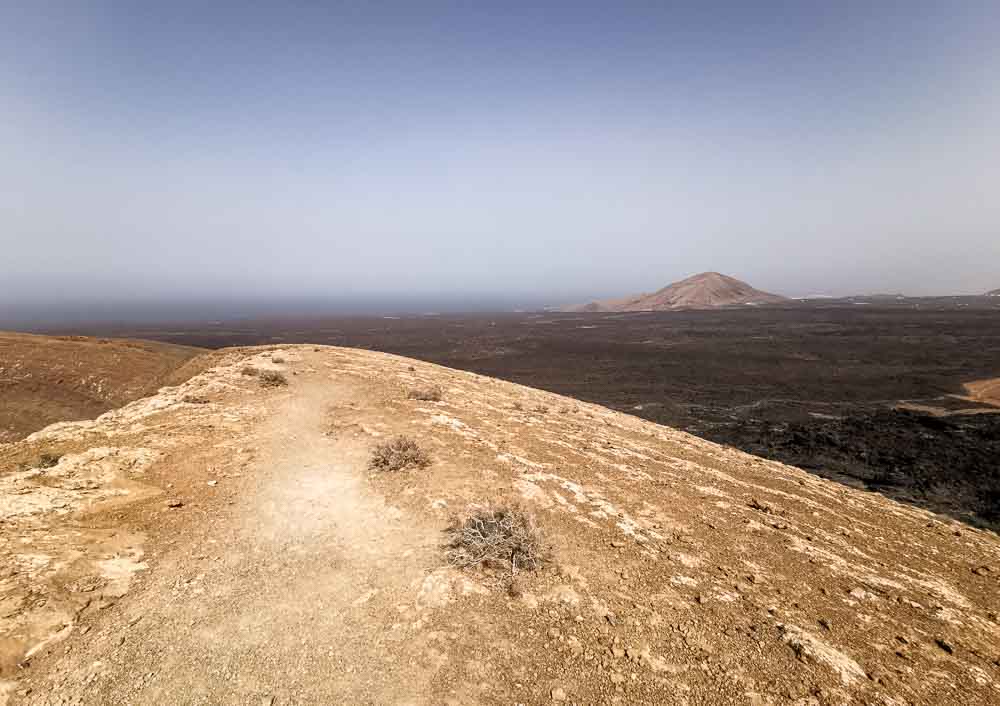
[3,1,999,310]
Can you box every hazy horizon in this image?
[3,2,999,313]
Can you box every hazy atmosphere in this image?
[4,4,1000,701]
[3,1,999,318]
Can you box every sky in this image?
[2,1,999,318]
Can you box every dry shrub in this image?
[259,370,288,388]
[407,384,443,402]
[369,435,431,472]
[241,366,259,376]
[534,404,549,414]
[446,504,547,574]
[271,355,285,364]
[38,453,62,469]
[182,394,211,404]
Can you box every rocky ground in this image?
[1,345,999,704]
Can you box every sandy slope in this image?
[2,346,999,705]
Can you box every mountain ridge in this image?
[3,344,998,703]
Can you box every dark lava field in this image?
[52,301,1000,529]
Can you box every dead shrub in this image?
[446,504,547,574]
[183,394,210,404]
[369,435,431,472]
[407,384,443,402]
[271,355,285,364]
[259,370,288,388]
[241,366,259,376]
[38,453,62,469]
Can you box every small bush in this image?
[271,355,285,364]
[259,370,288,388]
[407,384,443,402]
[38,453,62,469]
[241,366,259,376]
[446,504,547,574]
[369,435,431,472]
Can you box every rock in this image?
[610,672,625,684]
[818,618,831,631]
[551,687,567,701]
[610,540,625,548]
[848,587,872,601]
[936,638,955,654]
[778,623,866,685]
[166,499,184,508]
[207,480,218,487]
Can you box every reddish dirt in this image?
[0,332,206,444]
[965,378,1000,408]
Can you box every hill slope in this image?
[2,346,999,704]
[0,332,206,443]
[988,288,1000,296]
[568,272,788,312]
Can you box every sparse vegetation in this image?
[407,384,443,402]
[446,504,547,574]
[271,355,285,364]
[182,394,210,404]
[38,453,62,469]
[241,365,259,376]
[259,370,288,388]
[369,435,431,472]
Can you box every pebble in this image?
[551,687,567,701]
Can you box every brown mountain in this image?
[567,271,788,312]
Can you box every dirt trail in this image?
[13,359,446,705]
[3,345,999,705]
